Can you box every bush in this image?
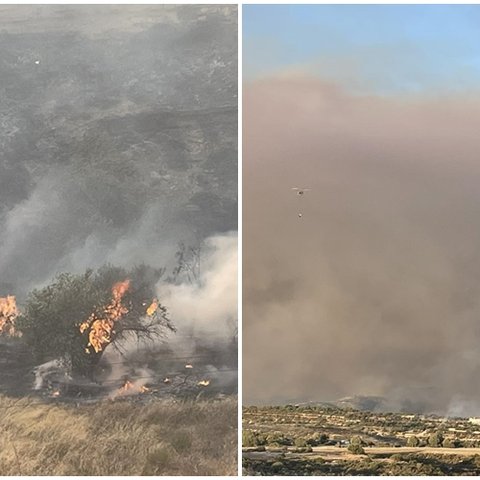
[348,443,365,455]
[307,432,328,446]
[350,435,365,446]
[243,431,257,447]
[407,436,420,447]
[243,430,266,447]
[428,432,444,448]
[294,437,308,447]
[266,432,290,446]
[442,438,458,448]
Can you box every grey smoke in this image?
[244,75,480,414]
[0,5,237,299]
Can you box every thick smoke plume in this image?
[244,75,480,415]
[0,6,237,400]
[0,5,237,299]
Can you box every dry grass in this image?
[0,395,237,475]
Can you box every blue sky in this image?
[244,5,480,94]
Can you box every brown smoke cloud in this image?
[243,75,480,415]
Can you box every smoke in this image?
[0,5,237,299]
[98,232,238,394]
[33,359,72,390]
[244,75,480,414]
[158,232,238,350]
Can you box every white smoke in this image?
[157,232,238,348]
[98,232,238,395]
[33,358,72,390]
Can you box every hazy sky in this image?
[243,5,480,415]
[244,4,480,94]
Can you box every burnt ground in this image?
[0,337,237,403]
[0,338,34,396]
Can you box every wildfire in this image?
[197,379,210,387]
[113,380,150,397]
[0,295,20,337]
[120,380,134,392]
[80,279,130,353]
[146,299,158,316]
[185,364,193,369]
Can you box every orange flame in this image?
[197,379,210,387]
[113,380,150,398]
[146,299,158,316]
[80,280,130,353]
[0,295,20,337]
[121,380,134,392]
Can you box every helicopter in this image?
[291,187,310,196]
[291,187,310,217]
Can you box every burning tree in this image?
[16,264,175,375]
[0,295,19,337]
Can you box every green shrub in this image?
[266,432,290,446]
[442,437,457,448]
[428,432,444,448]
[348,443,365,455]
[243,430,266,447]
[407,436,420,447]
[294,437,308,447]
[307,432,328,446]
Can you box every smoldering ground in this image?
[244,75,480,415]
[0,5,237,299]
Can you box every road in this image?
[313,445,480,456]
[243,445,480,461]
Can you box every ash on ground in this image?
[0,337,237,404]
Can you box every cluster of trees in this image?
[243,429,329,449]
[406,432,461,448]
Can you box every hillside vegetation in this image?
[243,405,480,475]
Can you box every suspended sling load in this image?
[291,187,310,217]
